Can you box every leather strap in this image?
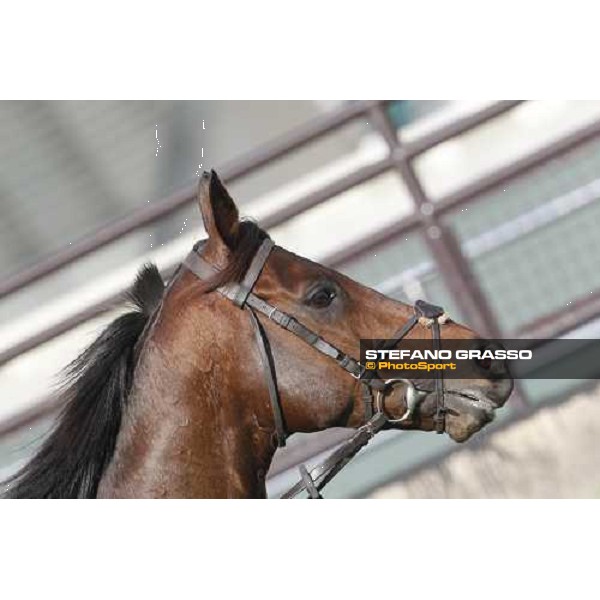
[233,238,274,307]
[247,308,287,447]
[299,465,322,499]
[431,319,445,434]
[183,246,220,280]
[281,412,388,499]
[380,314,418,351]
[245,294,379,386]
[361,383,375,420]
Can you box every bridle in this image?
[183,236,449,498]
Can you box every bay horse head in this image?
[3,170,512,499]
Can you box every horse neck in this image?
[97,293,277,498]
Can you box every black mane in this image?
[2,221,268,499]
[1,264,165,499]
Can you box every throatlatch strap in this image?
[247,309,287,447]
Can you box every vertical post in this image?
[367,103,529,410]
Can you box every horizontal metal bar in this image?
[0,394,61,438]
[0,184,196,300]
[518,288,600,339]
[261,155,395,229]
[434,116,600,212]
[0,259,181,368]
[403,101,524,158]
[218,100,380,181]
[325,213,423,268]
[0,293,123,368]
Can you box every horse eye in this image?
[306,285,337,308]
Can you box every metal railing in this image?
[3,99,600,438]
[0,101,521,300]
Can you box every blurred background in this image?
[1,100,599,498]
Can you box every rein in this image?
[183,237,449,499]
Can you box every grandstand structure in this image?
[1,100,599,497]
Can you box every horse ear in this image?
[198,170,240,249]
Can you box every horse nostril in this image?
[473,341,510,379]
[476,356,493,370]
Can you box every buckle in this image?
[351,363,366,379]
[299,465,322,499]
